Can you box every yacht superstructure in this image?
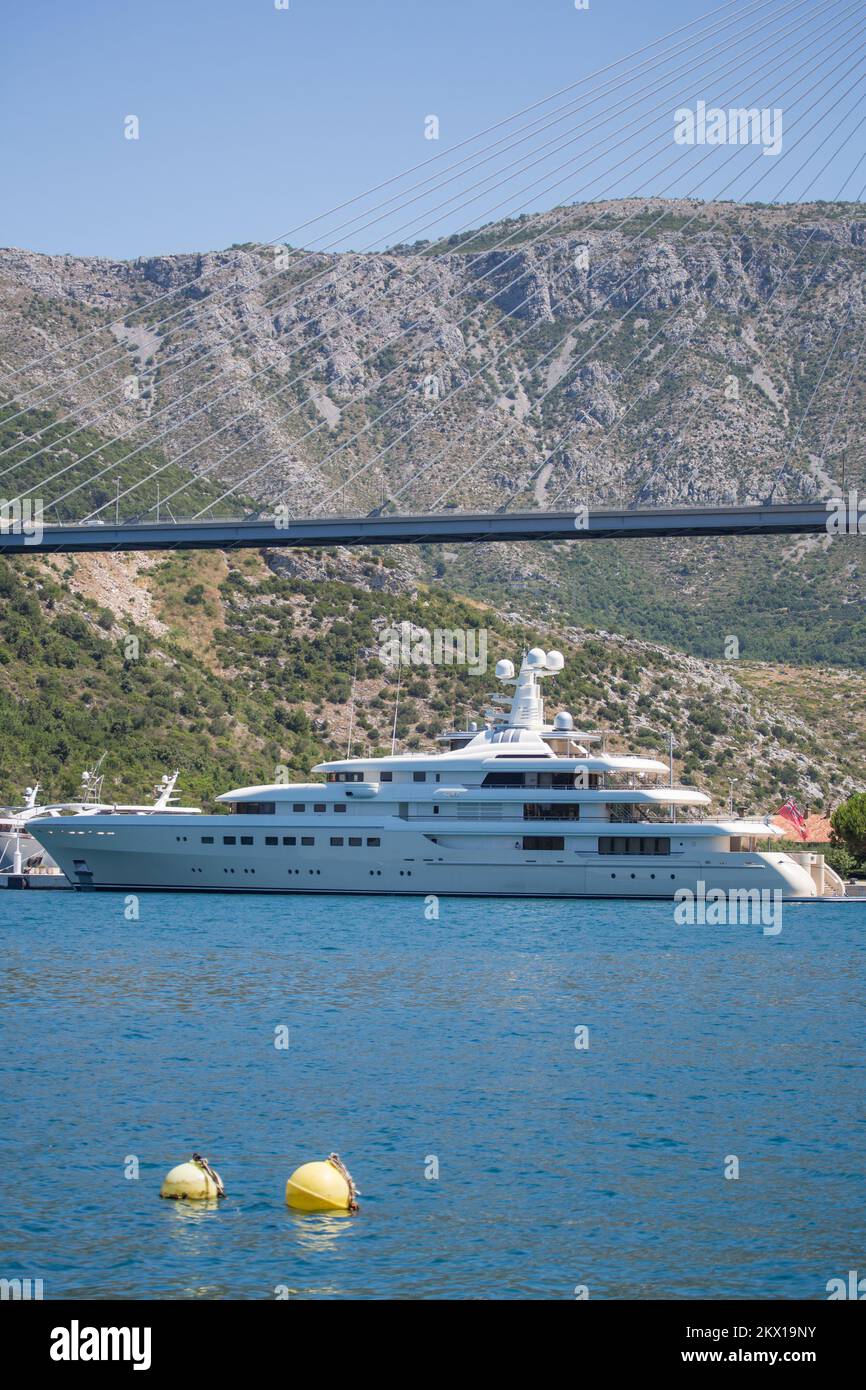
[30,649,832,899]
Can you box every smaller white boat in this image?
[0,784,68,882]
[1,766,199,887]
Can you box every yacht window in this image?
[598,836,671,855]
[282,836,296,846]
[223,835,236,845]
[524,803,580,821]
[433,805,440,815]
[314,804,326,813]
[349,837,362,847]
[327,772,364,783]
[330,837,344,847]
[235,801,275,815]
[201,836,214,844]
[301,836,314,846]
[482,772,525,787]
[522,836,565,851]
[240,836,254,846]
[265,837,278,846]
[366,837,380,847]
[334,804,346,813]
[292,803,305,812]
[413,771,426,783]
[380,772,393,783]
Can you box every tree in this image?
[830,793,866,864]
[824,844,856,881]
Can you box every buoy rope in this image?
[192,1152,226,1199]
[328,1153,360,1212]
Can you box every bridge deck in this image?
[0,502,837,554]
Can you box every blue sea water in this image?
[0,891,863,1301]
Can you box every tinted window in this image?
[522,836,565,851]
[524,802,580,821]
[598,836,670,855]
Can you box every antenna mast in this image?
[390,647,403,756]
[346,653,358,759]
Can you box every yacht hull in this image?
[31,816,818,900]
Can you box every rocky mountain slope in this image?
[0,197,864,665]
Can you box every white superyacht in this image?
[30,649,836,899]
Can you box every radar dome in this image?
[553,711,574,730]
[495,659,515,679]
[526,647,547,668]
[545,650,565,672]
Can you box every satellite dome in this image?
[526,647,547,668]
[553,710,574,730]
[545,650,565,672]
[495,659,515,680]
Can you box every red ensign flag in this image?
[775,798,808,840]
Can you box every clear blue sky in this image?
[2,0,864,259]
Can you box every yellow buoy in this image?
[160,1152,226,1201]
[285,1153,359,1212]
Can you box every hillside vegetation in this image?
[0,548,861,817]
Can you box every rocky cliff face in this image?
[2,198,864,519]
[1,198,864,669]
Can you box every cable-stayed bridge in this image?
[0,0,863,560]
[0,502,841,555]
